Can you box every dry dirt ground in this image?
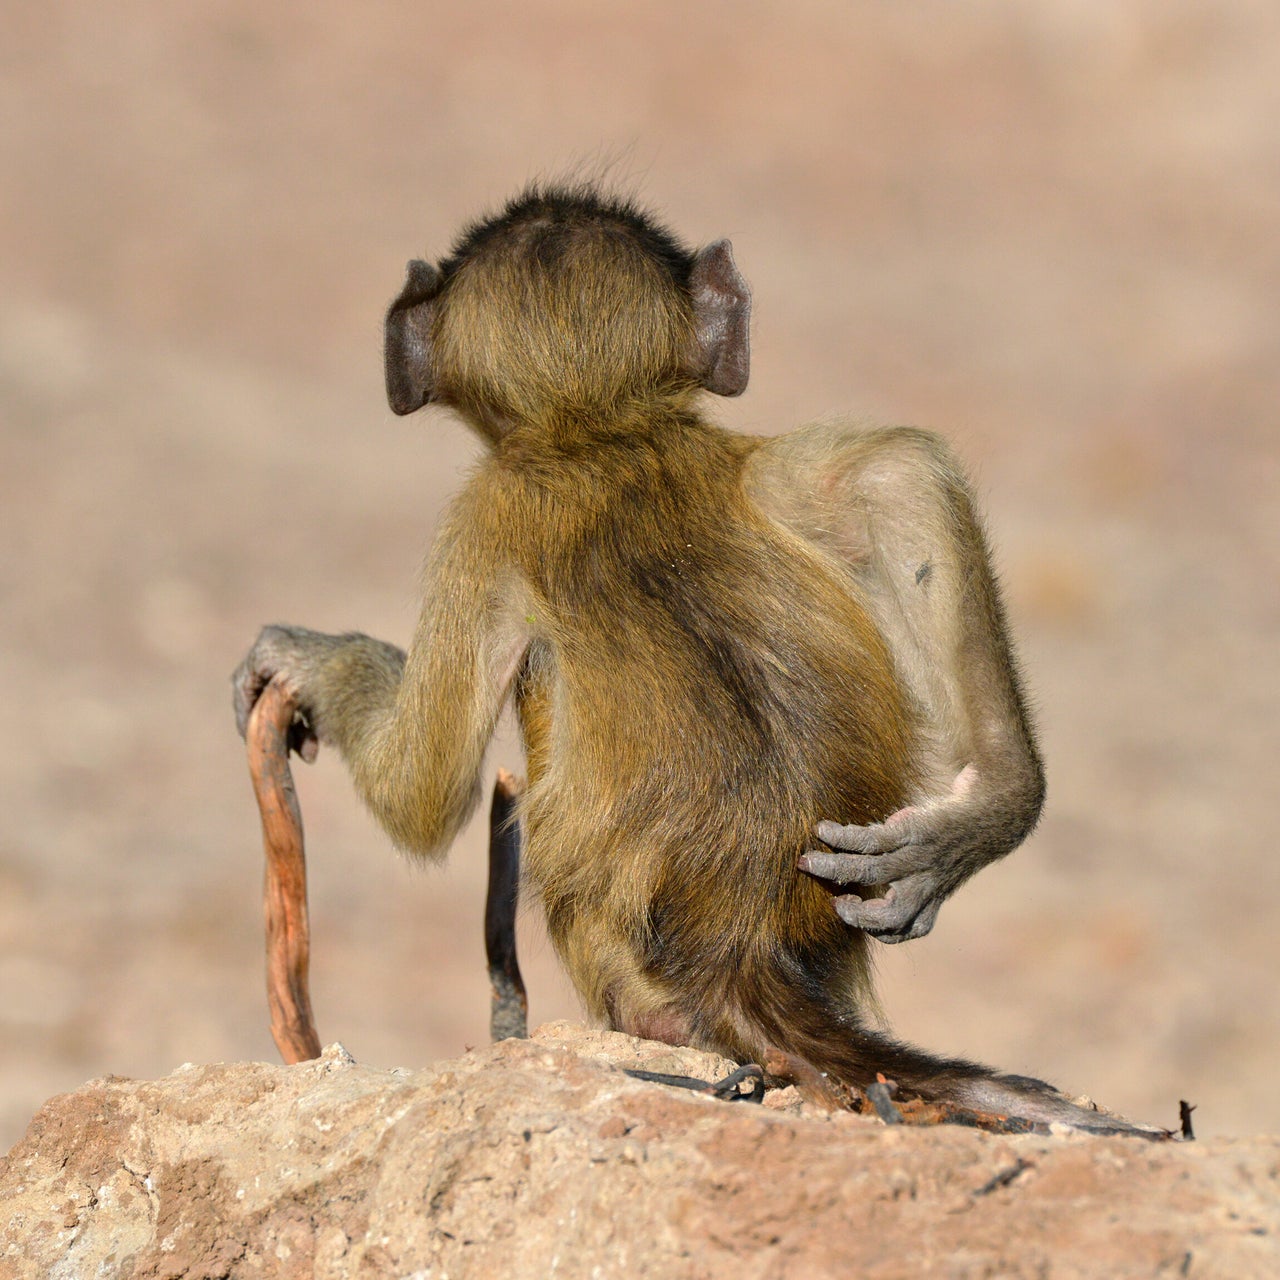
[1,0,1277,1168]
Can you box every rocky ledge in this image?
[1,1023,1275,1278]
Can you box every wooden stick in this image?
[246,677,322,1064]
[485,768,528,1041]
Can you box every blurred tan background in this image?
[2,0,1276,1147]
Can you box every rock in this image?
[1,1023,1276,1278]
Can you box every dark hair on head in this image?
[438,181,695,285]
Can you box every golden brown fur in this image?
[500,407,910,1052]
[234,183,1162,1133]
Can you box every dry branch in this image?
[246,677,322,1064]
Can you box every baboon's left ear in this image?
[689,240,751,397]
[385,259,443,415]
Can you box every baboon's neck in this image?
[493,404,754,508]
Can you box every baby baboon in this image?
[234,183,1153,1132]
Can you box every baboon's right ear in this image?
[385,259,443,415]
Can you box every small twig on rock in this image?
[973,1157,1034,1197]
[623,1064,766,1103]
[246,677,322,1064]
[486,770,528,1041]
[866,1075,903,1125]
[1179,1100,1197,1141]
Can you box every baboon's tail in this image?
[731,954,1166,1137]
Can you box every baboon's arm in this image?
[233,489,528,860]
[749,423,1045,942]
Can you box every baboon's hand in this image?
[800,805,986,944]
[232,624,346,762]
